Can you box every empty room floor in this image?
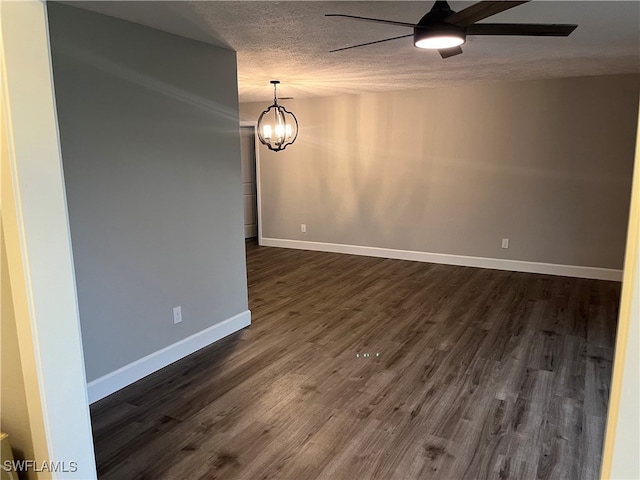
[90,241,620,479]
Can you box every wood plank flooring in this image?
[90,241,620,479]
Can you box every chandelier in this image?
[257,80,298,152]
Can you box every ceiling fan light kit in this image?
[257,80,298,152]
[414,24,466,49]
[326,0,577,58]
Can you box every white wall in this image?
[47,3,250,397]
[241,74,638,278]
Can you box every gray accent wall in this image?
[241,74,638,270]
[48,3,248,382]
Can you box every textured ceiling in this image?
[61,1,639,102]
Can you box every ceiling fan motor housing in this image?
[413,1,466,49]
[414,23,466,48]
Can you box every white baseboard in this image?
[261,238,623,282]
[87,310,251,404]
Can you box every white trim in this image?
[601,98,640,479]
[240,121,263,245]
[2,2,97,477]
[87,310,251,404]
[261,238,623,281]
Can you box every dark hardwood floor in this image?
[90,240,620,479]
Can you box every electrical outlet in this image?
[173,306,182,324]
[301,223,306,233]
[501,238,510,249]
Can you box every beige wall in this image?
[0,230,38,480]
[1,106,37,480]
[241,74,638,270]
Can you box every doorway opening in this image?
[239,124,261,243]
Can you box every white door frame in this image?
[600,101,640,479]
[240,121,263,245]
[1,1,97,477]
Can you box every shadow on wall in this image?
[52,37,239,123]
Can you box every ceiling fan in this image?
[326,0,577,58]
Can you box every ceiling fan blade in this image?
[325,14,416,28]
[446,1,530,27]
[439,46,463,58]
[329,34,414,53]
[466,23,578,36]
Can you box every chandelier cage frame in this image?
[257,80,299,152]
